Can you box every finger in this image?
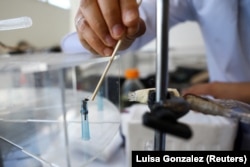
[97,0,125,40]
[79,38,99,55]
[120,0,141,38]
[76,15,113,56]
[127,18,146,39]
[119,19,146,50]
[120,0,140,27]
[79,0,116,47]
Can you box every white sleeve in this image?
[169,0,196,26]
[60,32,91,54]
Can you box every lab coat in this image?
[61,0,250,83]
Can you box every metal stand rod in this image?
[154,0,169,151]
[58,70,71,167]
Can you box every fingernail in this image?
[103,48,113,56]
[105,35,116,46]
[124,10,138,23]
[112,24,124,38]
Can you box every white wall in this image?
[0,0,70,48]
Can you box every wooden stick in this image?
[90,39,122,101]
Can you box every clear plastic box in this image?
[0,53,121,167]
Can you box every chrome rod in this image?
[154,0,169,151]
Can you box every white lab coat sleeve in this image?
[169,0,196,26]
[61,32,88,54]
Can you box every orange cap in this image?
[125,68,140,79]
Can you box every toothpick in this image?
[90,39,122,101]
[90,0,142,101]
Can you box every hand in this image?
[181,83,214,97]
[181,82,250,104]
[75,0,146,56]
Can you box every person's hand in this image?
[75,0,146,56]
[181,82,250,104]
[181,83,214,97]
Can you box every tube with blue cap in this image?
[80,98,90,140]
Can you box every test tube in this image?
[80,98,90,140]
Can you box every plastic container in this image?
[0,53,121,167]
[121,68,144,110]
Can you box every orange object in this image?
[125,68,140,79]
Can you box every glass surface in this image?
[0,53,121,167]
